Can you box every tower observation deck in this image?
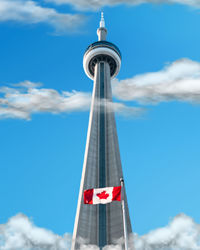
[72,13,132,249]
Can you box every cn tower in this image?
[72,13,132,249]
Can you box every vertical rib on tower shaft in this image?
[72,13,132,250]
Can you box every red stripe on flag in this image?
[84,188,94,204]
[112,186,121,201]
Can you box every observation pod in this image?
[72,13,132,250]
[83,40,121,80]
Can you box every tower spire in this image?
[100,12,105,28]
[97,12,107,41]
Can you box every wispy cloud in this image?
[45,0,200,10]
[113,58,200,104]
[0,0,199,32]
[0,81,91,120]
[0,80,141,120]
[0,214,200,249]
[110,102,144,117]
[1,58,200,121]
[0,0,85,32]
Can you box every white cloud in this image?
[109,101,145,117]
[0,81,91,120]
[1,214,200,249]
[0,214,71,249]
[113,58,200,104]
[134,214,200,250]
[1,58,200,121]
[0,0,199,31]
[0,81,141,120]
[45,0,200,10]
[0,0,85,32]
[12,81,42,89]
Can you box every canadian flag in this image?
[84,186,121,205]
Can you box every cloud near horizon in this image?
[0,214,71,249]
[0,0,85,32]
[0,213,200,249]
[45,0,200,10]
[134,214,200,250]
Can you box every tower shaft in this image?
[72,60,132,249]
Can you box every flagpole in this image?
[120,178,128,250]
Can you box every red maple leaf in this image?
[97,191,109,200]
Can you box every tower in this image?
[72,13,132,249]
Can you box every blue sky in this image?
[1,0,200,249]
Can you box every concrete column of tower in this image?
[98,61,111,248]
[71,13,132,250]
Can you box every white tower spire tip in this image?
[100,11,105,28]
